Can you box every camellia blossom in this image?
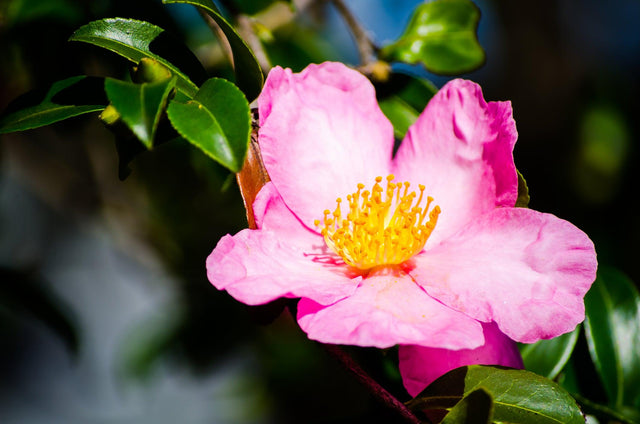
[206,62,597,395]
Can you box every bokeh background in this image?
[0,0,638,422]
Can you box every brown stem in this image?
[323,344,423,424]
[331,0,376,66]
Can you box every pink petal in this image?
[258,62,394,229]
[411,207,597,343]
[252,182,317,247]
[392,79,518,246]
[399,322,524,397]
[296,272,484,349]
[206,187,360,305]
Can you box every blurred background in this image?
[0,0,638,422]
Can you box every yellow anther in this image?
[315,175,440,270]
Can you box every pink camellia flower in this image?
[206,62,597,396]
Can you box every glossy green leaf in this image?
[163,0,264,101]
[167,78,250,172]
[69,18,206,97]
[519,325,580,380]
[104,76,176,148]
[441,388,494,424]
[584,267,640,410]
[380,0,485,75]
[408,365,584,423]
[0,76,106,133]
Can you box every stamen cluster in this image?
[315,175,440,270]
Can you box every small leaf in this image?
[516,169,530,207]
[584,267,640,410]
[377,73,438,139]
[519,325,581,380]
[163,0,264,101]
[104,76,177,148]
[0,76,106,133]
[379,97,419,140]
[69,18,206,97]
[380,0,485,75]
[167,78,250,172]
[408,365,585,424]
[441,388,494,424]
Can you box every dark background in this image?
[0,0,637,422]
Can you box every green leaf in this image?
[379,97,419,140]
[0,76,106,133]
[104,76,177,148]
[441,388,494,424]
[163,0,264,101]
[69,18,206,97]
[408,365,584,424]
[584,267,640,410]
[377,73,438,139]
[516,169,530,207]
[519,325,581,380]
[380,0,485,75]
[167,77,250,172]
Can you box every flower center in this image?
[314,174,440,270]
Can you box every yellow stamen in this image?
[316,175,441,270]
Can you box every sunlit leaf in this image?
[380,0,485,75]
[441,388,493,424]
[0,76,106,133]
[167,78,250,172]
[584,267,640,410]
[104,76,177,148]
[519,325,580,380]
[69,18,206,97]
[408,365,584,423]
[163,0,264,100]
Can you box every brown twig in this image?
[331,0,376,67]
[323,344,423,424]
